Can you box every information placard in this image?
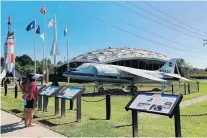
[126,92,182,116]
[56,87,82,100]
[39,86,61,96]
[37,85,43,90]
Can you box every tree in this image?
[176,58,193,78]
[57,61,63,66]
[16,54,33,66]
[205,68,207,71]
[1,57,4,67]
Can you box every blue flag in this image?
[64,28,67,36]
[26,20,35,31]
[36,25,40,34]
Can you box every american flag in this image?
[48,19,54,28]
[40,5,46,15]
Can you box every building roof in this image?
[72,47,168,62]
[58,47,168,67]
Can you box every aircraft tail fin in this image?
[158,58,177,74]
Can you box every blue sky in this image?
[1,1,207,69]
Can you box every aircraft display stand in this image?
[56,87,84,122]
[37,85,47,111]
[39,86,64,114]
[125,92,183,137]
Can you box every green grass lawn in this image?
[1,81,207,137]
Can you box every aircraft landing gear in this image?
[130,86,138,94]
[95,82,105,93]
[98,87,104,93]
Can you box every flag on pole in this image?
[26,20,35,31]
[40,33,44,41]
[64,27,67,36]
[50,15,60,56]
[40,5,46,15]
[48,19,54,28]
[36,25,41,34]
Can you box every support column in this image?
[132,110,138,137]
[106,94,111,120]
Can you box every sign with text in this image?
[126,93,182,116]
[56,87,82,99]
[40,86,60,96]
[37,85,44,90]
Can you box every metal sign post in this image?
[37,85,47,111]
[4,83,7,96]
[55,97,59,115]
[43,95,48,112]
[132,110,138,137]
[125,92,183,137]
[174,105,181,137]
[106,94,111,120]
[38,95,43,111]
[70,100,73,110]
[76,94,81,122]
[56,87,84,122]
[61,98,66,117]
[39,86,63,113]
[14,84,18,98]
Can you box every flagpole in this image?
[54,14,57,72]
[13,28,16,79]
[66,23,70,83]
[34,18,36,74]
[44,4,48,84]
[42,34,45,76]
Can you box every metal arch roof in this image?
[73,47,168,62]
[58,47,168,67]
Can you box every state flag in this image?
[36,25,41,34]
[26,20,35,31]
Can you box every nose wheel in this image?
[130,86,138,94]
[98,87,104,93]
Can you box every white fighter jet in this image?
[63,58,190,93]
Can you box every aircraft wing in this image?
[111,65,167,83]
[160,72,190,81]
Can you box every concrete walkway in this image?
[180,95,207,108]
[0,110,66,138]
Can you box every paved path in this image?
[180,95,207,108]
[0,110,66,138]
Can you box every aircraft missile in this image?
[0,16,20,80]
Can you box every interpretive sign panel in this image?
[39,86,61,96]
[37,85,43,90]
[56,87,83,100]
[126,92,182,116]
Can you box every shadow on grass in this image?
[38,119,77,127]
[38,119,57,127]
[10,109,22,114]
[34,113,56,118]
[112,124,132,128]
[1,121,25,134]
[33,115,40,119]
[89,117,106,120]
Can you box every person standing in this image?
[20,77,28,123]
[24,73,38,127]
